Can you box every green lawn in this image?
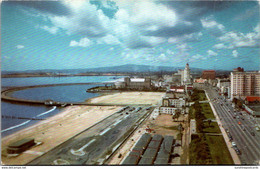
[205,135,234,164]
[201,103,215,119]
[203,122,221,133]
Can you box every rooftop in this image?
[8,138,34,148]
[246,96,260,102]
[202,70,216,72]
[130,78,145,82]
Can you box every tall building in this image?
[230,67,260,100]
[201,70,216,80]
[182,63,192,85]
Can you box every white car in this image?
[231,142,237,147]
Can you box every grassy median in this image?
[201,103,215,119]
[205,135,234,164]
[189,90,233,164]
[202,122,221,133]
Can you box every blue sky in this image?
[1,0,260,71]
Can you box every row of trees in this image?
[193,101,206,133]
[190,90,213,164]
[190,134,212,164]
[191,88,206,101]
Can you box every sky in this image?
[1,0,260,71]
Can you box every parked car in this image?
[235,148,241,155]
[251,132,255,136]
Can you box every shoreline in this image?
[1,105,122,165]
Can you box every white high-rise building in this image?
[182,63,192,85]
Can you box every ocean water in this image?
[2,76,119,87]
[11,84,100,103]
[1,76,123,137]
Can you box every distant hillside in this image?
[2,64,205,74]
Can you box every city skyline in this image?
[1,0,260,71]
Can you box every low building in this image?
[170,86,185,93]
[115,77,152,90]
[245,96,260,103]
[159,107,178,115]
[194,78,207,84]
[217,78,230,89]
[162,97,186,108]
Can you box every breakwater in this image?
[1,83,114,106]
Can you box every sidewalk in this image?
[205,91,241,165]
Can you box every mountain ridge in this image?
[2,64,227,74]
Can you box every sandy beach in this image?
[1,105,122,165]
[1,91,164,165]
[87,92,165,105]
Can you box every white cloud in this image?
[129,1,177,30]
[201,16,225,36]
[207,50,218,56]
[122,48,156,61]
[177,43,191,52]
[142,36,166,46]
[168,32,203,43]
[192,54,205,60]
[218,23,260,48]
[49,1,109,37]
[97,34,120,45]
[16,45,24,49]
[232,50,238,58]
[40,26,59,34]
[69,37,92,47]
[213,43,231,49]
[158,53,168,62]
[189,54,207,63]
[166,49,174,55]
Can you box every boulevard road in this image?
[28,106,152,165]
[203,84,260,165]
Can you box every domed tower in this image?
[183,63,191,85]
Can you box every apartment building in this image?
[230,67,260,100]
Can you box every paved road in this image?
[28,106,151,165]
[200,84,260,165]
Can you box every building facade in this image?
[115,77,152,90]
[153,106,184,115]
[182,63,192,85]
[201,70,216,80]
[217,78,231,98]
[230,68,260,100]
[162,97,186,108]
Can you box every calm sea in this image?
[1,76,123,137]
